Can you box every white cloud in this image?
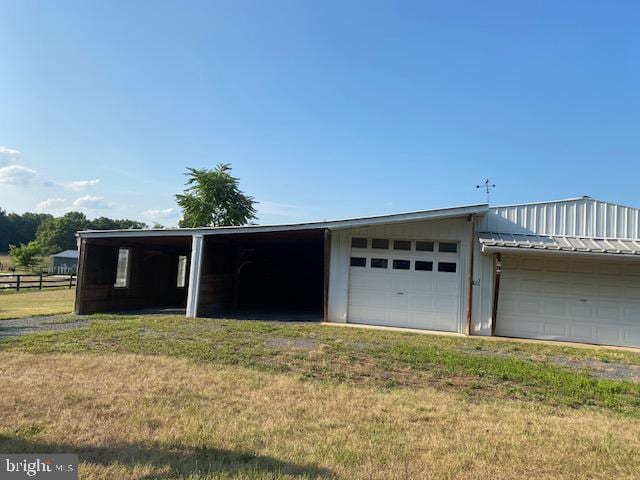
[35,197,67,213]
[142,207,177,220]
[0,145,21,163]
[67,179,100,191]
[72,195,112,209]
[0,165,37,185]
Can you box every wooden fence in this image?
[0,273,76,291]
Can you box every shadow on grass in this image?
[0,435,334,479]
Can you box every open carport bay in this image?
[198,230,325,320]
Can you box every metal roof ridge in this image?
[78,203,489,235]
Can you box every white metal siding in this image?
[477,198,640,239]
[470,246,494,336]
[327,217,473,333]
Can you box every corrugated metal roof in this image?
[476,197,640,239]
[51,249,79,258]
[77,203,488,239]
[479,233,640,257]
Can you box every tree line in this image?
[0,209,146,266]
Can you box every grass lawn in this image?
[0,288,75,319]
[1,315,639,479]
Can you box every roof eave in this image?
[77,204,489,239]
[481,244,640,261]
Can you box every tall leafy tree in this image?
[35,211,90,254]
[175,164,257,228]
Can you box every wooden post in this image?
[491,253,502,336]
[74,238,89,315]
[465,215,475,336]
[39,272,43,290]
[69,274,74,289]
[16,275,20,291]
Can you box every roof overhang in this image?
[479,233,640,261]
[78,204,489,239]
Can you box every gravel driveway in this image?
[0,315,88,339]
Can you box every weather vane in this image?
[476,178,496,204]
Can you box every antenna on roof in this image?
[476,179,495,204]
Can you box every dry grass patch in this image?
[0,288,75,319]
[0,352,639,479]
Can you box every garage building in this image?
[74,196,640,348]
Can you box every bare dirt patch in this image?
[552,357,640,382]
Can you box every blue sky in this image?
[1,0,639,226]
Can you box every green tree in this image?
[0,209,52,252]
[175,164,257,228]
[9,241,42,268]
[35,211,89,254]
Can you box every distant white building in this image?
[50,249,79,273]
[75,196,640,348]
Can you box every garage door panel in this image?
[520,258,543,270]
[497,255,640,348]
[543,281,570,296]
[543,322,566,336]
[625,327,640,345]
[411,277,435,292]
[518,320,542,335]
[596,304,620,321]
[545,260,570,272]
[389,294,410,309]
[436,278,458,293]
[434,295,457,311]
[542,300,566,316]
[568,283,596,297]
[347,237,460,332]
[391,277,412,291]
[350,273,391,290]
[569,323,595,340]
[597,285,622,298]
[499,297,517,314]
[518,298,541,314]
[573,262,596,274]
[601,263,626,275]
[625,307,640,322]
[569,302,593,319]
[597,327,622,344]
[521,279,545,293]
[412,294,436,310]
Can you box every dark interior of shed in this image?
[198,230,325,320]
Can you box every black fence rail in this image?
[0,273,76,291]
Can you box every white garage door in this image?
[347,237,461,331]
[497,255,640,348]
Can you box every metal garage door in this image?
[347,237,460,331]
[497,255,640,347]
